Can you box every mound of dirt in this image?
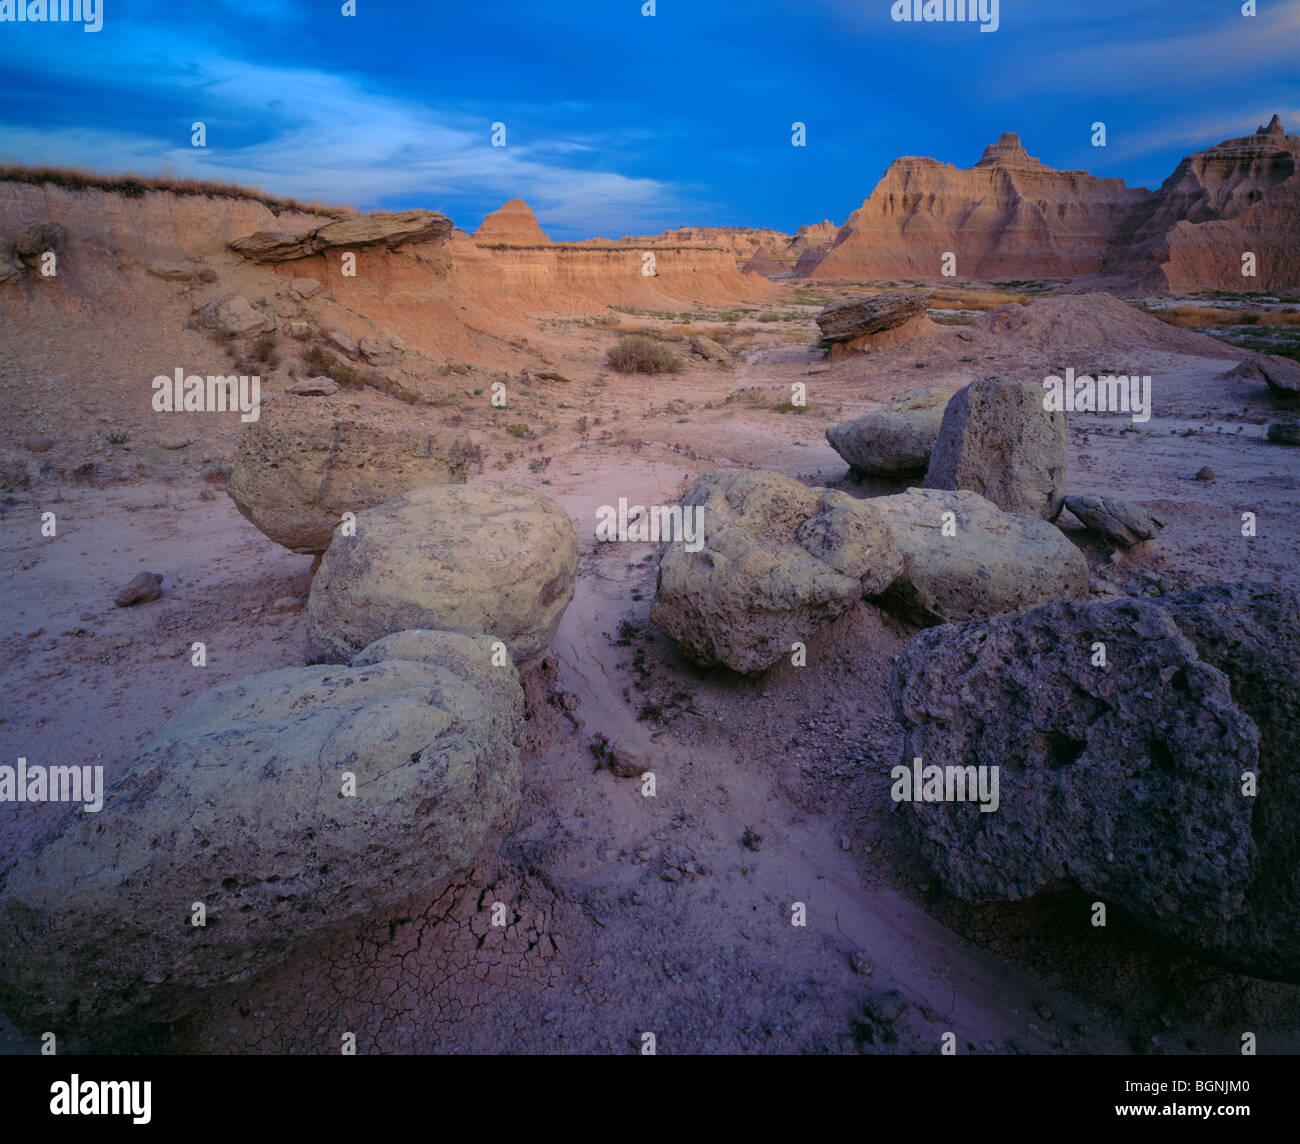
[972,293,1250,359]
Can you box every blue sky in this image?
[0,0,1296,239]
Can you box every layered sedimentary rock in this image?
[472,198,551,245]
[800,117,1300,292]
[808,133,1149,281]
[1103,116,1300,293]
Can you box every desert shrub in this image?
[505,423,533,438]
[0,163,354,217]
[251,331,280,367]
[302,341,363,387]
[607,335,682,374]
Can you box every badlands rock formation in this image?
[472,198,551,245]
[307,482,579,669]
[807,132,1149,281]
[612,221,838,277]
[826,387,951,476]
[870,488,1088,626]
[923,376,1068,520]
[1104,115,1300,293]
[800,117,1300,291]
[651,469,902,673]
[226,396,472,554]
[0,630,525,1035]
[891,584,1300,983]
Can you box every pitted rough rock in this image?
[226,396,471,554]
[307,482,579,670]
[826,387,951,475]
[197,292,275,336]
[650,469,902,673]
[816,291,930,342]
[1064,494,1166,549]
[890,585,1300,982]
[870,487,1087,626]
[924,376,1068,520]
[0,630,524,1036]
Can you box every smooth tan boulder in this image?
[870,487,1088,626]
[826,387,950,476]
[0,630,523,1037]
[226,396,471,554]
[307,482,579,669]
[650,469,902,673]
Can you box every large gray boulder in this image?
[0,630,524,1036]
[226,396,471,554]
[826,387,950,476]
[650,469,902,673]
[924,376,1068,520]
[869,487,1087,626]
[890,585,1300,983]
[307,482,579,670]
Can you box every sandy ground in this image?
[1,294,1299,1054]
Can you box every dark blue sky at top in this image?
[0,0,1296,239]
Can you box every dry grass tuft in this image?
[0,163,355,218]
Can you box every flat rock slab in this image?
[816,291,930,342]
[1064,493,1166,548]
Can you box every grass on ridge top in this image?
[0,163,356,218]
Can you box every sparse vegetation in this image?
[250,331,280,368]
[0,163,354,217]
[607,335,683,374]
[302,341,364,387]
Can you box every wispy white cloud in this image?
[1025,4,1299,93]
[0,26,686,236]
[1096,107,1300,165]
